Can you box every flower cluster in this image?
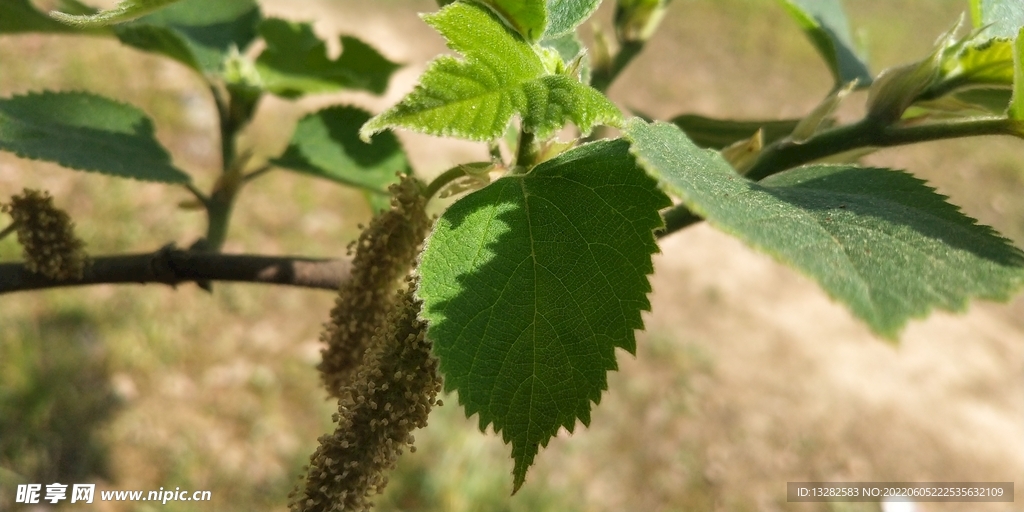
[318,177,431,399]
[291,284,442,512]
[2,189,87,281]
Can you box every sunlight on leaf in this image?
[970,0,1024,39]
[1011,27,1024,119]
[545,0,601,38]
[362,2,620,142]
[0,91,189,183]
[50,0,182,27]
[417,139,668,492]
[779,0,871,88]
[626,119,1024,339]
[271,106,407,193]
[255,19,399,98]
[475,0,547,41]
[112,0,261,73]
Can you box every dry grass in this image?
[1,1,1023,511]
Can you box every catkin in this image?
[291,284,442,512]
[318,176,431,398]
[2,189,87,281]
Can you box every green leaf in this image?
[779,0,872,88]
[545,0,601,38]
[417,138,669,492]
[540,31,591,83]
[0,91,189,183]
[0,0,85,34]
[254,19,399,98]
[1011,27,1024,119]
[625,119,1024,338]
[50,0,182,27]
[362,2,620,142]
[474,0,547,42]
[670,114,800,150]
[113,0,262,74]
[946,38,1015,86]
[271,106,407,193]
[954,88,1013,112]
[970,0,1024,39]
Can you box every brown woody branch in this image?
[0,245,350,294]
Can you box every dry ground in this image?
[1,1,1022,511]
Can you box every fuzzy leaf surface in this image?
[50,0,181,27]
[626,119,1024,338]
[779,0,871,87]
[113,0,261,73]
[544,0,601,38]
[254,19,398,98]
[1012,27,1024,119]
[417,139,668,492]
[362,2,620,142]
[971,0,1024,39]
[0,91,188,183]
[540,31,591,83]
[271,106,406,193]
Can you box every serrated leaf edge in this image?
[360,4,620,142]
[0,90,190,184]
[625,119,1024,339]
[413,138,666,491]
[272,104,409,193]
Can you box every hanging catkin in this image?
[292,283,442,512]
[318,176,431,398]
[2,189,88,281]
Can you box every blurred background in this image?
[1,0,1022,510]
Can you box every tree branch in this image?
[0,246,350,294]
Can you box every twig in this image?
[242,164,274,183]
[0,246,350,294]
[745,116,1024,181]
[0,222,18,241]
[184,182,210,207]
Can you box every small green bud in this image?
[866,58,940,124]
[615,0,671,44]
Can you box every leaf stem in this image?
[515,129,536,167]
[203,84,247,253]
[424,165,471,200]
[655,206,701,238]
[242,164,274,183]
[184,182,210,207]
[205,191,236,252]
[591,41,645,93]
[745,116,1024,181]
[211,85,236,172]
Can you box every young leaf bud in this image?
[318,176,431,399]
[615,0,671,44]
[2,189,87,281]
[292,284,442,512]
